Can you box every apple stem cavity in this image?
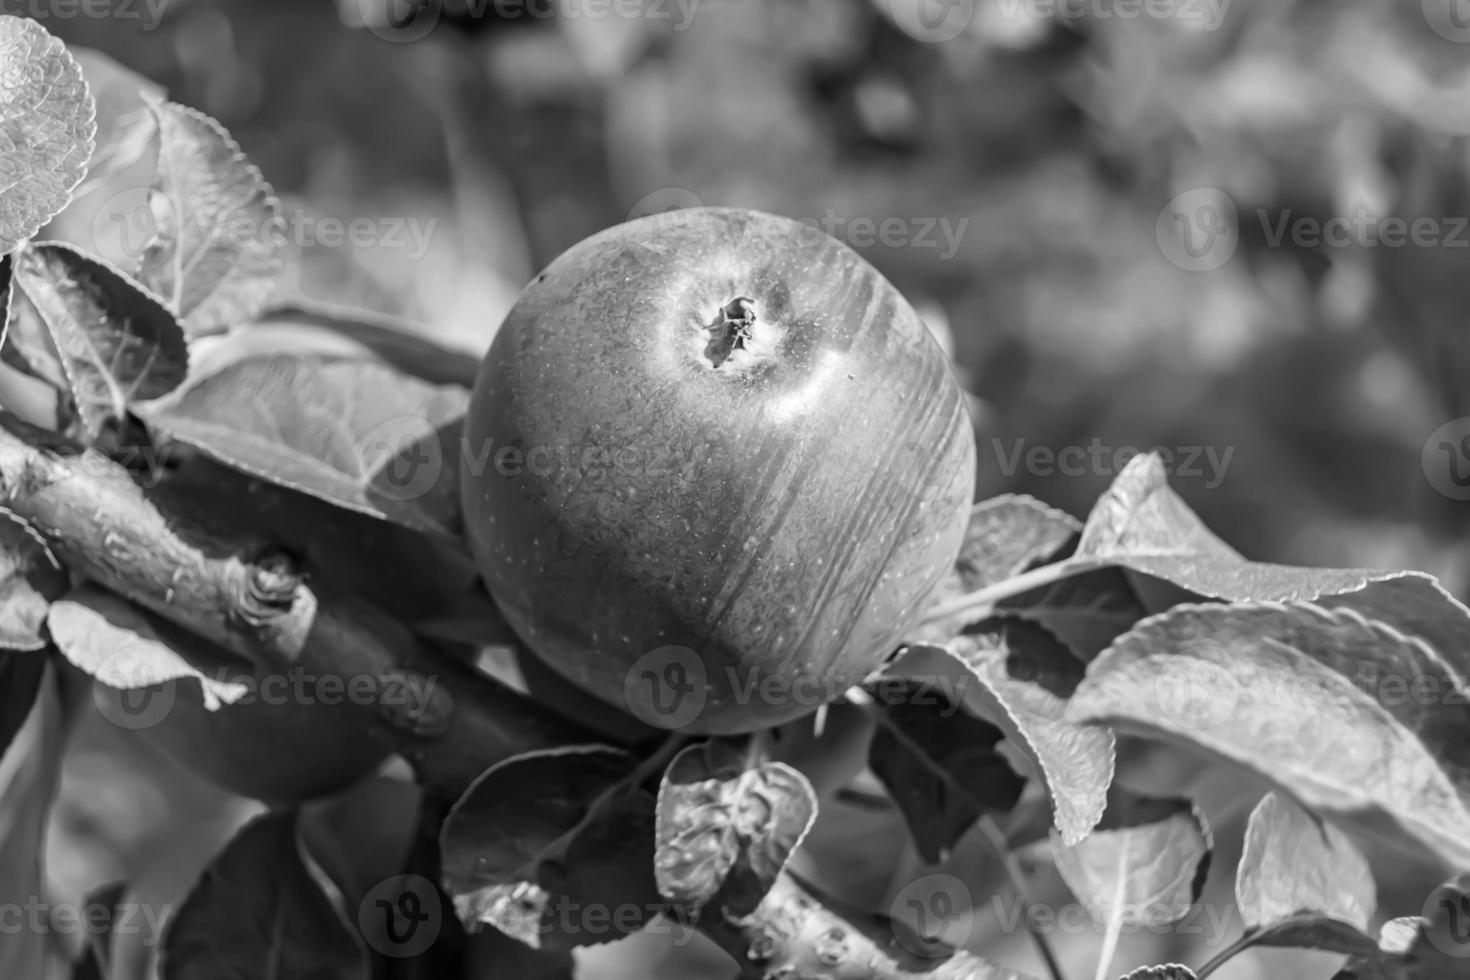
[704,296,758,369]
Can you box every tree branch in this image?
[0,415,1024,980]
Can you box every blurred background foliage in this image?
[31,1,1470,978]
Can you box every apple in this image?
[461,207,975,734]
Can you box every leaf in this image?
[916,494,1080,642]
[1075,454,1470,688]
[242,300,481,387]
[8,240,187,440]
[867,680,1025,863]
[654,739,818,918]
[138,98,281,335]
[1051,787,1212,928]
[0,666,68,978]
[440,745,666,950]
[1068,602,1470,867]
[1232,792,1378,957]
[161,812,369,979]
[0,15,96,254]
[47,584,249,709]
[0,511,65,650]
[140,353,468,534]
[999,566,1147,662]
[897,619,1115,844]
[1117,967,1197,980]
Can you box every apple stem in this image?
[705,296,758,368]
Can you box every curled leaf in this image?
[655,738,817,917]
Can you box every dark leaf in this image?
[140,353,467,534]
[0,511,66,650]
[896,619,1115,844]
[138,98,281,335]
[8,241,188,441]
[1052,787,1212,928]
[654,738,818,917]
[0,16,95,255]
[161,812,369,979]
[0,649,45,770]
[440,746,665,950]
[1069,602,1470,867]
[867,680,1024,863]
[1232,792,1377,957]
